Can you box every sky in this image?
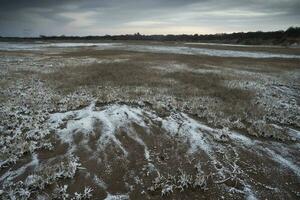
[0,0,299,37]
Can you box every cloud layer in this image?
[1,0,299,36]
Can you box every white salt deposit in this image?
[49,102,150,157]
[1,100,298,198]
[49,103,299,174]
[104,193,129,200]
[265,148,300,177]
[124,45,300,59]
[0,42,121,51]
[230,131,300,177]
[0,153,39,182]
[49,103,220,160]
[185,42,283,48]
[1,42,299,58]
[161,113,214,154]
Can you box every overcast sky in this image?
[0,0,299,36]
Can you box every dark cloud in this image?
[0,0,299,36]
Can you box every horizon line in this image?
[1,27,299,38]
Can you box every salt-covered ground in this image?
[1,41,300,58]
[0,41,299,199]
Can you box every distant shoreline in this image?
[1,27,299,46]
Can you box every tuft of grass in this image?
[42,61,170,93]
[165,71,254,116]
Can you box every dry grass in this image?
[164,71,253,116]
[1,43,299,199]
[42,52,255,117]
[60,48,300,72]
[5,47,297,120]
[41,61,170,92]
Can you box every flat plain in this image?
[0,41,299,200]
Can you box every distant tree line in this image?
[1,27,300,45]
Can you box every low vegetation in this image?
[0,42,299,199]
